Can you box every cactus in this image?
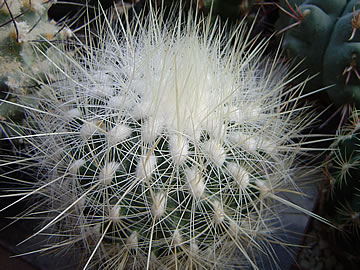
[278,0,360,107]
[0,0,72,138]
[321,108,360,256]
[324,108,360,232]
[0,3,329,270]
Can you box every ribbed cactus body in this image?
[279,0,360,107]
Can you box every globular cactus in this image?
[1,3,329,270]
[278,0,360,107]
[323,109,360,246]
[0,0,72,138]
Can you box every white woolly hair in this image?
[0,1,330,270]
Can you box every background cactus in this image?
[278,0,360,108]
[1,2,330,270]
[0,0,72,139]
[322,108,360,255]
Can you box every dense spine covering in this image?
[2,3,326,269]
